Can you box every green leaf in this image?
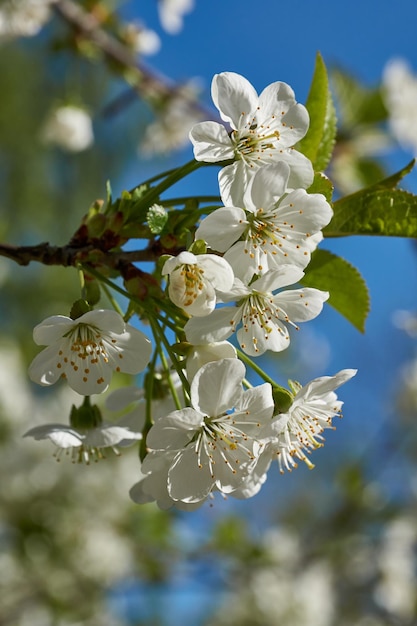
[331,67,388,127]
[308,172,334,203]
[300,249,370,332]
[327,161,417,237]
[298,52,337,171]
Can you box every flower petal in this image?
[273,288,329,322]
[195,207,247,253]
[189,121,234,162]
[190,358,245,416]
[212,71,258,128]
[28,344,66,386]
[185,306,241,344]
[168,446,214,503]
[33,316,74,345]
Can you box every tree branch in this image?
[0,241,168,268]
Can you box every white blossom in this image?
[0,0,51,41]
[162,250,234,316]
[23,421,142,464]
[185,266,328,356]
[41,105,94,153]
[140,358,274,504]
[141,84,203,155]
[196,162,333,283]
[266,369,357,473]
[28,309,152,395]
[157,0,194,34]
[123,22,161,55]
[190,71,313,205]
[383,58,417,155]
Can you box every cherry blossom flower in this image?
[28,309,152,395]
[141,358,274,504]
[162,251,234,316]
[266,369,357,473]
[24,421,142,464]
[185,266,329,356]
[189,71,313,204]
[157,0,194,34]
[383,58,417,155]
[0,0,51,41]
[41,105,94,153]
[196,162,333,283]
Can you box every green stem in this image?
[134,159,206,211]
[161,196,221,207]
[100,281,124,316]
[150,317,190,396]
[237,349,288,393]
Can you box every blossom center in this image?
[190,414,255,479]
[232,116,280,164]
[180,263,205,306]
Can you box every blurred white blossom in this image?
[157,0,194,34]
[41,105,94,153]
[383,58,417,155]
[0,0,51,41]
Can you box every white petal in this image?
[84,425,141,447]
[28,344,65,386]
[237,319,290,356]
[190,358,245,416]
[236,383,275,427]
[79,309,126,334]
[168,446,214,502]
[254,266,305,293]
[212,72,258,128]
[195,207,247,252]
[246,162,290,210]
[33,316,74,345]
[198,254,234,291]
[186,341,237,382]
[273,288,329,322]
[23,424,83,448]
[298,369,358,401]
[185,306,241,344]
[65,357,113,395]
[163,250,197,275]
[147,408,203,450]
[277,149,314,190]
[218,161,249,208]
[106,326,152,374]
[189,121,234,162]
[224,241,259,284]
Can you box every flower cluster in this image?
[25,71,357,509]
[133,72,356,508]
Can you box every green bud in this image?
[272,387,294,414]
[70,299,92,320]
[69,396,103,431]
[189,239,207,255]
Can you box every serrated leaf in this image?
[371,159,415,190]
[327,162,417,237]
[300,249,370,332]
[298,52,337,171]
[308,172,334,202]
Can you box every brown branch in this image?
[53,0,215,120]
[0,241,167,268]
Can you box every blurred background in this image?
[1,0,417,624]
